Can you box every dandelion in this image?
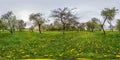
[6,56,11,58]
[2,48,4,51]
[118,53,120,54]
[70,49,75,52]
[21,51,25,54]
[95,50,98,54]
[9,51,12,53]
[103,55,107,57]
[19,49,23,52]
[44,54,48,57]
[12,50,15,52]
[34,52,37,54]
[80,52,84,54]
[77,54,80,56]
[49,55,53,57]
[59,53,63,56]
[24,55,30,58]
[116,55,120,58]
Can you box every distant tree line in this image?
[0,7,120,35]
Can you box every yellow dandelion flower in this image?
[34,52,37,54]
[26,55,30,57]
[76,58,92,60]
[6,56,11,58]
[70,49,75,52]
[116,55,120,58]
[95,50,98,54]
[2,48,4,50]
[59,53,63,56]
[118,53,120,54]
[21,51,25,54]
[103,55,107,57]
[77,54,80,56]
[44,55,48,56]
[49,55,53,57]
[19,49,23,52]
[12,50,15,52]
[9,51,12,53]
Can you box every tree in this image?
[1,11,17,34]
[53,20,62,30]
[29,13,45,33]
[70,20,80,31]
[29,25,34,32]
[96,19,102,31]
[17,20,26,32]
[86,21,94,32]
[78,23,86,31]
[86,17,99,32]
[116,19,120,31]
[51,7,78,34]
[101,7,117,35]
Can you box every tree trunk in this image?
[101,25,106,35]
[62,23,65,34]
[108,20,113,32]
[92,29,94,32]
[101,17,107,35]
[13,25,15,33]
[31,29,33,32]
[61,18,65,34]
[38,24,41,33]
[111,28,113,32]
[10,28,13,34]
[19,29,22,32]
[32,30,33,32]
[110,25,113,32]
[2,29,5,32]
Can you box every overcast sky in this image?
[0,0,120,27]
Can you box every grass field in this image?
[0,31,120,59]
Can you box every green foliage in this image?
[0,31,120,59]
[101,7,118,35]
[51,7,78,34]
[86,18,99,32]
[1,11,17,34]
[17,20,26,31]
[29,13,45,33]
[101,7,117,20]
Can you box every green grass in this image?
[0,31,120,59]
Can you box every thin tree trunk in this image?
[38,24,41,33]
[12,25,15,33]
[31,29,33,32]
[102,25,105,35]
[111,25,113,32]
[19,29,22,32]
[19,26,22,32]
[62,23,65,34]
[102,17,107,35]
[111,27,113,32]
[2,29,4,32]
[61,18,65,34]
[10,28,13,34]
[92,29,94,32]
[108,20,113,32]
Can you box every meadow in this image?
[0,31,120,60]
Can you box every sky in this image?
[0,0,120,28]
